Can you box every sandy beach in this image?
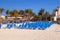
[0,24,60,40]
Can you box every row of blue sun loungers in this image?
[0,21,54,30]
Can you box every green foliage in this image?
[38,8,45,21]
[45,11,51,21]
[0,8,4,15]
[19,10,25,16]
[25,9,32,14]
[2,8,52,22]
[6,10,10,14]
[12,10,18,17]
[38,8,44,15]
[45,11,50,17]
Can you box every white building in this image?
[53,7,60,21]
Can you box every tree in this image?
[0,8,4,15]
[19,10,25,15]
[45,11,50,21]
[30,13,36,21]
[6,10,10,14]
[38,8,45,20]
[38,8,44,15]
[6,10,13,17]
[12,10,18,17]
[25,9,32,14]
[25,9,35,21]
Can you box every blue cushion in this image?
[0,24,1,28]
[6,23,13,29]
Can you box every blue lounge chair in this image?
[6,23,13,29]
[17,22,27,29]
[0,24,1,28]
[12,23,17,28]
[3,21,8,24]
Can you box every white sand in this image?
[0,24,60,40]
[46,24,60,31]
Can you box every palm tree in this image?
[25,9,32,21]
[6,10,13,17]
[0,8,4,16]
[45,11,50,21]
[38,8,44,16]
[6,10,10,14]
[25,9,36,21]
[38,8,45,20]
[0,8,4,23]
[30,12,36,21]
[12,10,18,18]
[25,9,32,14]
[19,10,25,16]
